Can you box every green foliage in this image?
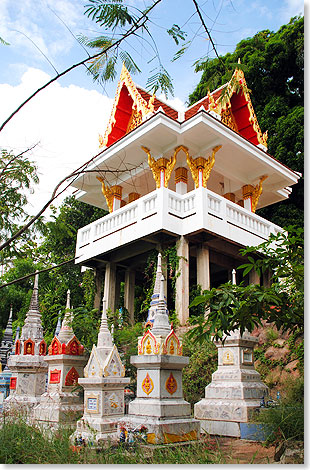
[189,284,205,318]
[188,226,303,342]
[136,245,181,322]
[189,16,304,227]
[113,322,144,391]
[81,269,97,311]
[0,414,219,464]
[146,65,174,98]
[0,415,79,464]
[265,328,279,342]
[182,335,217,406]
[85,0,137,28]
[0,148,41,263]
[72,307,100,352]
[0,196,107,342]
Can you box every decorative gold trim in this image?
[128,192,140,203]
[223,349,234,365]
[221,67,268,148]
[165,372,177,395]
[97,178,122,212]
[141,146,177,188]
[126,107,143,133]
[163,430,197,443]
[103,345,126,378]
[175,167,188,184]
[142,373,154,395]
[100,64,154,148]
[97,176,113,212]
[221,106,238,132]
[187,145,222,188]
[138,329,159,355]
[251,175,268,212]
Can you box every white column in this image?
[243,198,252,211]
[175,236,189,325]
[124,269,135,325]
[196,245,210,291]
[104,262,116,313]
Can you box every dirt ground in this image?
[213,436,276,464]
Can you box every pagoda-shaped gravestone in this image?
[194,270,269,438]
[124,276,200,444]
[73,299,130,444]
[0,307,14,368]
[33,290,88,428]
[6,274,48,410]
[145,253,168,328]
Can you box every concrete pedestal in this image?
[5,355,47,411]
[74,377,130,443]
[194,330,268,437]
[33,353,87,427]
[125,355,200,444]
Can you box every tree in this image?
[188,225,304,342]
[188,16,304,228]
[0,196,107,342]
[0,148,42,265]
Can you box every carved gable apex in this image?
[101,64,155,148]
[103,345,125,378]
[84,345,103,378]
[215,67,268,149]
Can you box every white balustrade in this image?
[207,192,222,215]
[76,187,281,260]
[226,202,270,237]
[143,193,157,214]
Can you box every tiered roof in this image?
[100,63,268,151]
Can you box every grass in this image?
[0,415,222,464]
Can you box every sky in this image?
[0,0,304,219]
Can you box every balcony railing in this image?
[76,187,281,263]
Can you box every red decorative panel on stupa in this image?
[39,340,47,356]
[65,337,83,355]
[9,377,17,389]
[48,337,62,355]
[64,367,79,386]
[15,340,21,355]
[50,369,61,384]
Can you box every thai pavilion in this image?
[70,64,299,325]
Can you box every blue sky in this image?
[0,0,304,215]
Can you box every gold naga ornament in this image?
[96,176,122,213]
[251,175,268,212]
[141,146,177,188]
[186,145,222,188]
[242,175,268,213]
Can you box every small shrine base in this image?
[33,391,83,427]
[73,416,121,444]
[121,415,200,444]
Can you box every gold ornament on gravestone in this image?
[142,373,154,395]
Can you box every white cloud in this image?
[157,94,186,112]
[0,67,113,217]
[280,0,304,19]
[0,0,84,65]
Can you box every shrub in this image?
[182,335,217,407]
[256,378,304,444]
